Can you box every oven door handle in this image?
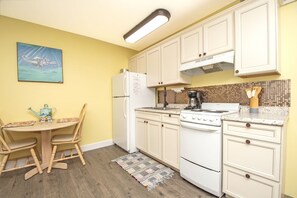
[180,121,220,132]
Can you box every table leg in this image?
[41,130,52,166]
[24,164,47,180]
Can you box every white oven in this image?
[180,121,223,197]
[179,103,240,198]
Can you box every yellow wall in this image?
[187,2,297,197]
[0,16,136,145]
[0,1,296,197]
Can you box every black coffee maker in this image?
[187,90,202,109]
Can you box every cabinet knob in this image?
[245,139,251,144]
[161,82,163,84]
[158,82,160,85]
[143,120,145,123]
[245,174,250,179]
[203,52,206,56]
[169,114,171,117]
[199,54,202,57]
[161,124,164,127]
[246,123,251,128]
[235,70,239,74]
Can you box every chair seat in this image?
[4,138,37,151]
[52,134,78,143]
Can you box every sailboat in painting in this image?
[17,42,63,83]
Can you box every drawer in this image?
[223,121,282,143]
[223,135,280,181]
[161,114,180,125]
[135,111,161,121]
[223,166,279,198]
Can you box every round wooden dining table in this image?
[5,120,78,180]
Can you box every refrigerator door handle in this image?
[123,75,127,96]
[123,98,127,119]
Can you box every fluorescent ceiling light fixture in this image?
[123,9,171,43]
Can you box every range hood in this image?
[179,51,234,76]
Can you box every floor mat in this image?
[112,152,174,190]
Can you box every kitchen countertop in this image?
[222,106,289,126]
[135,107,182,115]
[136,104,186,115]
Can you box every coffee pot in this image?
[187,91,202,109]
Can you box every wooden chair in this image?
[47,103,87,173]
[0,119,43,179]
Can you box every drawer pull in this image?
[245,139,251,144]
[245,174,250,179]
[246,123,251,128]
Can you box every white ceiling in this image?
[0,0,235,51]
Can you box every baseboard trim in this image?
[81,139,114,152]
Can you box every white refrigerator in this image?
[112,72,155,153]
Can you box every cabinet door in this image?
[162,124,179,169]
[234,0,278,76]
[223,135,281,181]
[147,120,162,160]
[161,38,180,85]
[128,57,137,72]
[223,166,279,198]
[180,27,203,63]
[203,12,234,56]
[135,118,147,152]
[146,46,161,87]
[137,53,146,74]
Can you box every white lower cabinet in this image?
[162,123,179,169]
[135,111,180,169]
[223,166,279,198]
[223,121,285,198]
[135,118,147,152]
[147,120,162,159]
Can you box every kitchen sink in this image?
[142,107,179,110]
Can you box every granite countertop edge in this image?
[222,107,289,126]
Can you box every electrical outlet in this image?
[279,0,297,6]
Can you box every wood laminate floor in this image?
[0,145,216,198]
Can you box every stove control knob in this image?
[181,115,187,119]
[197,116,202,120]
[209,119,214,122]
[192,116,196,120]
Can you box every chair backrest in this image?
[72,103,87,142]
[0,119,11,153]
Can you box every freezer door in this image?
[112,97,130,151]
[112,72,129,97]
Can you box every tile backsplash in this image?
[158,79,291,107]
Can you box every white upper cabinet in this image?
[181,12,234,63]
[136,53,146,74]
[128,52,147,74]
[128,57,137,72]
[234,0,279,76]
[146,46,161,87]
[161,38,181,85]
[180,27,203,63]
[146,37,191,87]
[203,13,234,57]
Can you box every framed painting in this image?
[17,42,63,83]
